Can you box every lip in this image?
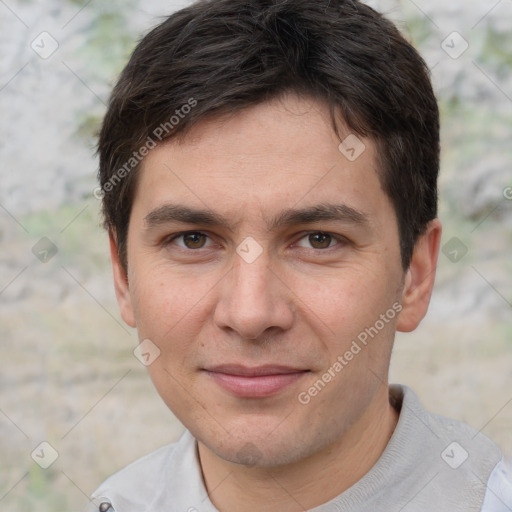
[204,365,309,398]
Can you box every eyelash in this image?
[164,231,348,252]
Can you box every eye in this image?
[168,231,213,250]
[295,232,342,250]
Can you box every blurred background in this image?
[0,0,511,510]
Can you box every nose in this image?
[213,249,294,341]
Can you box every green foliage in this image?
[479,25,512,80]
[75,111,102,145]
[401,13,433,49]
[20,201,109,275]
[68,1,139,141]
[78,2,139,81]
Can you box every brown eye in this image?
[182,232,207,249]
[308,232,333,249]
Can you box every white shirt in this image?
[87,385,512,511]
[482,459,512,511]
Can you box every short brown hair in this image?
[97,0,439,271]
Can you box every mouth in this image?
[203,364,310,398]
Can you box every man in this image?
[89,0,511,510]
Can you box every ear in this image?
[396,219,442,333]
[109,232,136,328]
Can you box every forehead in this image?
[133,95,389,225]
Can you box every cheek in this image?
[292,268,390,334]
[129,264,213,341]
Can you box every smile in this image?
[203,365,310,398]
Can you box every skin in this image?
[110,94,441,511]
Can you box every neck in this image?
[198,385,399,512]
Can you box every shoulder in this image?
[87,439,181,512]
[397,384,501,457]
[389,385,504,509]
[85,429,213,512]
[481,458,512,511]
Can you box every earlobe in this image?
[109,232,136,328]
[396,219,442,333]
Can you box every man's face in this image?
[114,95,410,466]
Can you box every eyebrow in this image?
[143,203,369,231]
[268,203,369,230]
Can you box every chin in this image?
[195,420,326,468]
[213,440,306,468]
